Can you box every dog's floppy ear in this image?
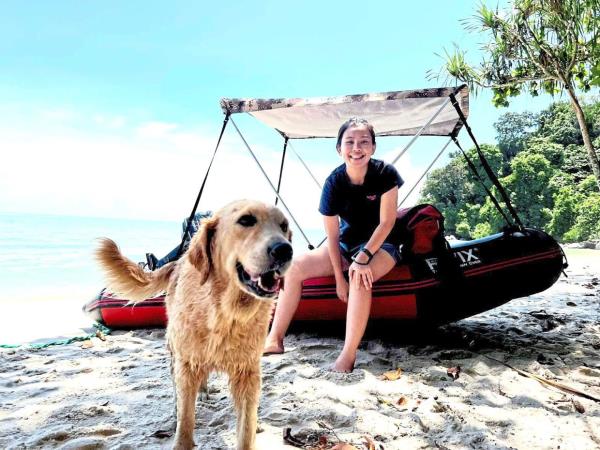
[188,215,218,283]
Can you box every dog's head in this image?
[188,199,293,300]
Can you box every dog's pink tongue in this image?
[259,276,280,293]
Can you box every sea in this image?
[0,212,182,304]
[0,211,323,305]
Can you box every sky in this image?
[0,0,559,230]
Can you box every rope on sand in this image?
[0,322,112,350]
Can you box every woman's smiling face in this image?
[338,125,375,168]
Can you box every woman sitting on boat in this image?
[264,117,403,372]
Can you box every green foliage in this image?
[420,159,470,233]
[432,0,600,189]
[548,172,575,193]
[582,100,600,139]
[472,222,493,239]
[478,196,506,233]
[455,220,472,239]
[563,144,594,182]
[563,194,600,242]
[436,0,600,101]
[501,151,555,228]
[418,97,600,242]
[537,103,582,146]
[420,144,503,238]
[494,112,537,161]
[463,144,504,189]
[547,186,583,240]
[525,136,564,167]
[579,175,600,195]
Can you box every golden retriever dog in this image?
[96,200,293,450]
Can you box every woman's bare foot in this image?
[263,336,284,356]
[332,353,355,373]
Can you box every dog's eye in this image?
[280,222,288,233]
[237,214,257,227]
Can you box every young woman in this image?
[263,117,403,372]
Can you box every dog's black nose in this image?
[269,242,293,264]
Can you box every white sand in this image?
[0,296,93,346]
[0,250,598,449]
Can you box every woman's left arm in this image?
[364,185,398,253]
[349,186,398,289]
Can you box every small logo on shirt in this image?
[366,195,377,201]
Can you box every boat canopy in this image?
[220,85,469,139]
[177,83,522,252]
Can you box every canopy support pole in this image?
[274,137,289,205]
[230,117,315,249]
[176,113,230,258]
[449,94,524,230]
[390,96,452,166]
[398,137,453,207]
[288,141,323,190]
[451,137,513,227]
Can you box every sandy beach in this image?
[1,249,598,449]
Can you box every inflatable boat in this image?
[85,85,567,328]
[84,227,564,327]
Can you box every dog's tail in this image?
[95,238,176,302]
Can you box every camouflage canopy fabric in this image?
[220,86,469,139]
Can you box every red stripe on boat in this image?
[101,305,167,327]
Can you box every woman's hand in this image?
[335,276,349,303]
[349,261,373,290]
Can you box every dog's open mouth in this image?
[236,263,283,299]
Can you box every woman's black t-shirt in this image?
[318,159,403,248]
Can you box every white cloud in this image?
[39,108,77,122]
[0,117,434,251]
[136,121,179,139]
[0,123,329,229]
[93,114,126,129]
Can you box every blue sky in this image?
[0,0,558,225]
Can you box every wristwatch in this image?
[351,248,374,265]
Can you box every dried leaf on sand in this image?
[95,330,107,341]
[572,399,585,414]
[446,366,461,380]
[378,368,402,381]
[396,396,409,407]
[362,435,376,450]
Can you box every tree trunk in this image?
[565,85,600,191]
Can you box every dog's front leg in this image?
[172,359,204,450]
[229,368,260,450]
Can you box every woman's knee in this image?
[287,250,329,280]
[286,255,311,280]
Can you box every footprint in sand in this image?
[29,385,60,397]
[299,342,338,351]
[262,408,290,424]
[30,430,70,446]
[306,367,366,383]
[55,436,107,449]
[35,426,123,447]
[83,427,123,437]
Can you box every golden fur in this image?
[96,200,293,450]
